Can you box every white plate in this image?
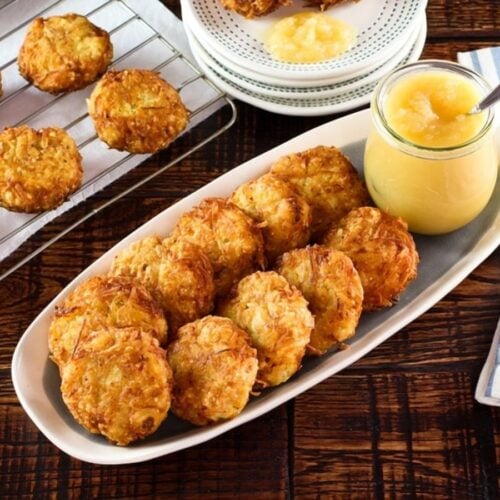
[182,0,428,81]
[12,109,500,465]
[186,20,426,116]
[186,15,425,100]
[181,0,419,88]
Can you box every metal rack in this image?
[0,0,237,281]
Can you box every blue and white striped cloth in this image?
[460,46,500,406]
[476,320,500,406]
[458,46,500,86]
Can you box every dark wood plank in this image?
[293,370,499,499]
[426,0,500,39]
[0,406,290,499]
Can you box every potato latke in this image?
[88,69,188,153]
[48,275,167,369]
[271,145,371,238]
[230,173,311,263]
[61,326,172,445]
[170,198,266,297]
[220,0,291,18]
[111,235,215,337]
[219,271,313,387]
[18,13,112,94]
[322,207,419,310]
[168,316,258,426]
[0,125,82,213]
[276,246,363,354]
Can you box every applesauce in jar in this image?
[364,60,498,235]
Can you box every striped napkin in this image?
[458,46,500,406]
[458,46,500,86]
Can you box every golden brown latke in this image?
[230,173,312,263]
[0,125,82,213]
[275,246,363,355]
[88,69,188,153]
[160,237,215,334]
[271,146,371,239]
[220,0,291,18]
[168,316,258,426]
[111,235,215,337]
[61,326,172,446]
[218,271,313,387]
[170,198,266,297]
[322,207,419,311]
[48,275,167,369]
[18,13,113,94]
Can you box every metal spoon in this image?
[468,83,500,115]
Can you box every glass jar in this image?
[364,60,498,235]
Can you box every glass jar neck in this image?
[371,60,495,160]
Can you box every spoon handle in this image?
[470,83,500,114]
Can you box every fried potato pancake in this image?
[230,173,312,263]
[322,207,419,311]
[61,327,172,445]
[0,126,82,213]
[218,271,313,387]
[220,0,291,18]
[170,198,266,297]
[48,275,167,369]
[168,316,258,426]
[18,13,112,93]
[111,235,215,337]
[271,145,371,239]
[88,69,188,153]
[275,246,363,355]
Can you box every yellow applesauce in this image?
[265,12,357,63]
[364,63,498,235]
[384,72,486,148]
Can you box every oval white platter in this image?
[186,20,426,116]
[182,0,428,81]
[12,109,500,465]
[186,14,424,99]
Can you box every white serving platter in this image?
[12,109,500,465]
[182,0,428,81]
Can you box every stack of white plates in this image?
[181,0,428,116]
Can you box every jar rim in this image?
[372,59,495,156]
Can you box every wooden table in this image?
[1,0,499,498]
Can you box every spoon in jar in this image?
[468,83,500,115]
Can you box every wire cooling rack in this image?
[0,0,236,281]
